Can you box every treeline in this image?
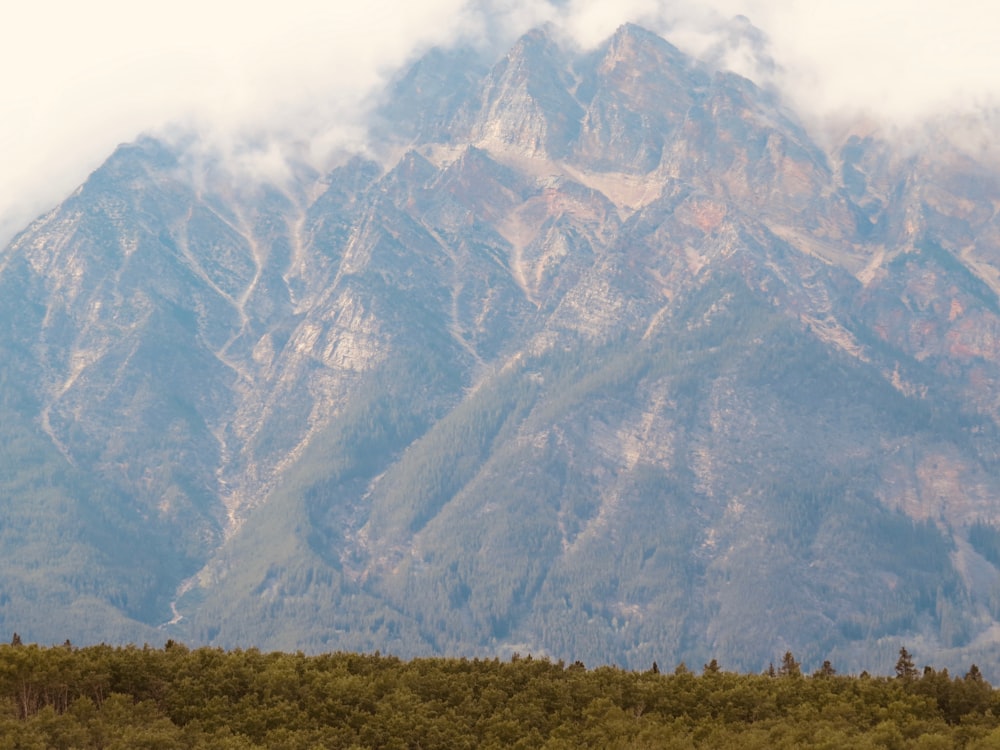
[0,642,999,748]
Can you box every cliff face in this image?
[3,23,1000,676]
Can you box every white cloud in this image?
[733,1,1000,122]
[2,1,999,245]
[1,0,473,241]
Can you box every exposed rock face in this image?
[2,23,1000,677]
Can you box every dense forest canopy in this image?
[1,641,999,748]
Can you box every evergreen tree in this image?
[778,651,801,677]
[814,660,836,677]
[895,647,918,680]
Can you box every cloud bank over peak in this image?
[2,1,999,244]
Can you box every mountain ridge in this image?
[2,23,1000,677]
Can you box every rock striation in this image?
[2,23,1000,677]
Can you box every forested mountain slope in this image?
[2,23,1000,677]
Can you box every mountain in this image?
[3,22,1000,677]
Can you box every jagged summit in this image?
[457,26,583,158]
[2,24,1000,678]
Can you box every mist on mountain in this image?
[2,17,1000,678]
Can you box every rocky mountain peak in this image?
[462,26,583,158]
[2,23,1000,679]
[569,24,707,174]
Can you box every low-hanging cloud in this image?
[2,0,999,245]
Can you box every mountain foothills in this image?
[2,23,1000,677]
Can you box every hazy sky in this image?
[3,0,998,244]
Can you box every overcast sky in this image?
[2,0,998,245]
